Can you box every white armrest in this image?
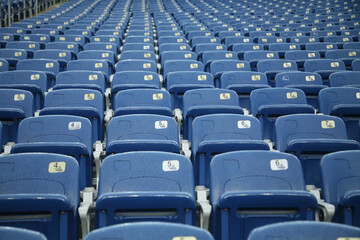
[173,108,183,125]
[93,141,105,189]
[317,200,335,222]
[181,139,191,159]
[3,142,15,155]
[79,187,96,239]
[104,109,113,124]
[196,186,211,230]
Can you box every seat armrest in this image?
[196,186,211,230]
[79,187,97,239]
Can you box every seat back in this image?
[210,150,315,240]
[0,153,79,240]
[160,51,196,68]
[114,89,172,116]
[67,59,110,79]
[122,43,155,52]
[248,221,360,240]
[85,222,214,240]
[163,60,203,77]
[0,226,47,240]
[321,150,360,226]
[119,50,156,63]
[56,35,87,48]
[106,114,180,154]
[329,71,360,87]
[0,59,9,72]
[115,59,157,73]
[90,35,121,48]
[45,42,80,55]
[55,70,106,93]
[84,42,119,55]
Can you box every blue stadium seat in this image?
[248,221,360,240]
[329,71,360,87]
[0,153,79,240]
[304,59,346,85]
[220,71,270,111]
[275,114,360,187]
[210,150,317,240]
[244,51,279,71]
[0,49,27,69]
[158,43,191,55]
[16,59,60,88]
[319,87,360,142]
[0,33,14,48]
[114,89,172,116]
[0,226,46,240]
[183,89,243,140]
[77,50,116,73]
[291,36,319,49]
[11,115,93,189]
[86,222,214,240]
[34,49,74,72]
[0,70,47,110]
[158,36,187,46]
[45,42,80,57]
[122,43,155,52]
[6,41,40,58]
[106,114,180,154]
[160,51,197,70]
[275,71,327,109]
[20,34,50,49]
[56,35,87,49]
[343,42,360,50]
[201,51,237,72]
[125,36,154,45]
[209,60,251,87]
[232,43,264,59]
[84,42,119,55]
[194,43,227,56]
[251,88,315,141]
[285,50,321,70]
[95,152,195,228]
[190,36,220,48]
[192,114,269,186]
[0,89,33,144]
[163,60,203,78]
[268,43,301,58]
[54,70,106,94]
[90,35,121,48]
[116,59,157,73]
[67,60,110,84]
[119,50,156,63]
[257,59,298,86]
[306,43,338,57]
[321,150,360,227]
[324,36,353,49]
[165,71,214,109]
[40,89,104,142]
[325,50,360,70]
[0,27,30,40]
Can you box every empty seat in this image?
[343,42,360,50]
[125,36,154,45]
[67,60,110,83]
[160,51,196,70]
[257,59,298,86]
[201,51,237,71]
[321,150,360,227]
[106,114,180,155]
[275,114,360,187]
[232,43,264,59]
[40,89,104,142]
[244,51,279,71]
[158,36,187,46]
[56,35,87,49]
[183,89,243,140]
[6,41,40,58]
[54,70,106,94]
[0,89,34,144]
[194,43,227,56]
[304,59,346,85]
[116,59,157,73]
[275,71,327,109]
[163,60,203,78]
[11,115,93,189]
[86,222,214,240]
[268,43,301,58]
[285,50,321,69]
[248,221,360,240]
[90,35,121,48]
[0,70,47,110]
[34,49,74,72]
[306,43,338,57]
[210,150,317,240]
[324,36,353,49]
[165,71,214,109]
[45,42,79,56]
[220,71,270,111]
[329,71,360,87]
[0,49,27,69]
[209,60,251,88]
[119,50,156,63]
[0,33,14,48]
[251,88,315,141]
[0,153,79,240]
[192,114,269,186]
[319,87,360,142]
[0,226,46,240]
[16,59,60,88]
[84,42,119,55]
[114,89,172,116]
[122,43,155,52]
[95,152,195,227]
[291,36,319,49]
[325,50,360,70]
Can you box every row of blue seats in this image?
[1,149,359,239]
